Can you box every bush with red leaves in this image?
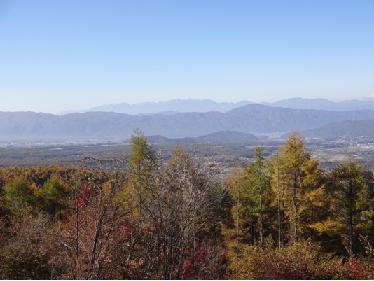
[182,243,227,280]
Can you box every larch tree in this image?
[270,134,324,245]
[128,129,158,218]
[325,162,369,256]
[235,147,272,244]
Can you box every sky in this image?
[0,0,373,113]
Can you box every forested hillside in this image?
[0,133,373,279]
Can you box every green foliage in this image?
[3,178,35,210]
[39,176,69,217]
[228,147,273,243]
[324,162,369,255]
[208,183,233,228]
[129,129,157,185]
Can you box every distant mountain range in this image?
[271,97,374,111]
[89,99,252,114]
[86,98,374,114]
[2,104,374,142]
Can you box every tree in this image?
[0,211,55,279]
[3,178,35,211]
[129,129,157,187]
[325,162,368,256]
[361,169,374,251]
[128,129,158,218]
[39,176,69,218]
[269,134,324,245]
[228,147,272,244]
[157,146,226,279]
[52,180,127,279]
[122,146,227,279]
[250,147,271,244]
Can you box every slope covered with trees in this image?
[0,132,373,279]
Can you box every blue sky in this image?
[0,0,373,113]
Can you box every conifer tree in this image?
[326,162,368,256]
[270,134,324,244]
[227,147,272,244]
[128,129,158,217]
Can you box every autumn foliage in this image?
[0,132,373,279]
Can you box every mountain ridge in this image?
[2,104,374,142]
[303,119,374,139]
[88,99,252,114]
[271,97,374,111]
[83,97,374,115]
[146,131,258,145]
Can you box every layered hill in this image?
[303,119,374,139]
[1,104,374,142]
[272,97,374,111]
[147,131,258,145]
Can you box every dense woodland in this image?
[0,132,373,279]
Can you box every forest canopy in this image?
[0,132,373,279]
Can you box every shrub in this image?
[229,240,374,279]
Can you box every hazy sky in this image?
[0,0,373,113]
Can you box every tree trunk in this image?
[347,181,354,256]
[259,178,264,245]
[236,188,240,247]
[291,171,298,244]
[276,154,282,249]
[75,197,79,279]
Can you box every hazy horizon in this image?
[1,96,374,114]
[0,0,373,113]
